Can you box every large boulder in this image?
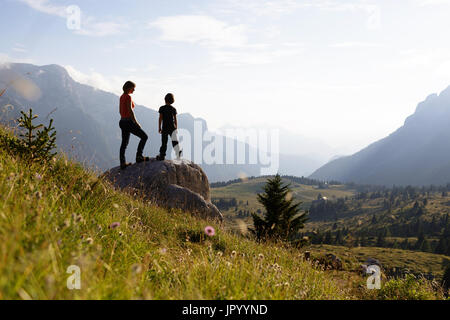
[102,158,223,221]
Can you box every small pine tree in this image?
[250,174,308,242]
[415,232,425,250]
[15,109,57,162]
[371,215,377,224]
[324,230,332,244]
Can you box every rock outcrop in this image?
[102,158,223,221]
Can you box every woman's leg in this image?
[128,122,148,160]
[119,121,131,165]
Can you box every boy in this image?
[119,81,150,170]
[156,93,182,161]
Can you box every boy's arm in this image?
[158,114,163,133]
[174,114,178,129]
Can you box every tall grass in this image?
[0,125,358,300]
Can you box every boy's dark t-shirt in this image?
[159,105,177,133]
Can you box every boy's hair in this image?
[123,81,136,93]
[165,93,175,104]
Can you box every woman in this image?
[119,81,149,169]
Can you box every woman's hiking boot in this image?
[120,162,132,170]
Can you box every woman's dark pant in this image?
[119,119,148,164]
[159,129,179,158]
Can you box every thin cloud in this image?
[149,15,248,48]
[212,45,304,67]
[0,52,34,64]
[18,0,127,37]
[12,44,27,53]
[330,42,385,48]
[415,0,450,6]
[65,65,123,94]
[19,0,66,17]
[216,0,378,16]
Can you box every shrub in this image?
[443,265,450,296]
[377,274,441,300]
[2,108,57,162]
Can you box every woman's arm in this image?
[158,114,163,133]
[128,98,140,127]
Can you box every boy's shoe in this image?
[136,156,150,163]
[156,155,165,161]
[120,162,132,170]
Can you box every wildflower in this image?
[258,253,264,260]
[231,250,237,258]
[64,219,70,227]
[217,251,223,257]
[34,191,42,200]
[159,248,167,254]
[131,264,142,274]
[35,173,42,181]
[204,226,215,237]
[74,214,83,223]
[85,237,94,245]
[110,222,120,229]
[270,263,282,272]
[113,203,119,209]
[186,248,192,256]
[119,231,124,237]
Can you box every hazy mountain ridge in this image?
[310,86,450,186]
[0,63,319,181]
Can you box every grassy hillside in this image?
[0,125,445,300]
[0,125,356,300]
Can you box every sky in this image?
[2,0,450,156]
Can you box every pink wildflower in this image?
[110,222,120,229]
[204,226,215,237]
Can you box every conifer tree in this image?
[250,174,308,241]
[16,109,57,162]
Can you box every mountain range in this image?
[0,63,322,182]
[310,86,450,186]
[4,63,450,186]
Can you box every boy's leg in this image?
[129,122,148,160]
[119,121,131,165]
[171,130,182,159]
[159,132,169,158]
